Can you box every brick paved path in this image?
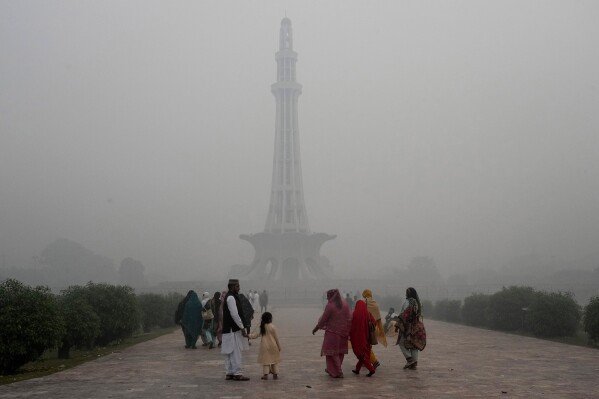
[1,306,598,398]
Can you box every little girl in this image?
[249,312,281,380]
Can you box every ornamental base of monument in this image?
[238,232,336,280]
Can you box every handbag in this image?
[202,308,214,320]
[368,320,378,345]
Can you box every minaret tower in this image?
[239,18,335,281]
[265,17,310,234]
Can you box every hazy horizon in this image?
[1,1,598,281]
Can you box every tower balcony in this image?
[271,81,302,93]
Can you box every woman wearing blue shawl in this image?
[182,290,203,349]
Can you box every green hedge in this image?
[0,279,65,373]
[583,296,599,344]
[434,299,462,322]
[461,293,490,327]
[137,292,183,332]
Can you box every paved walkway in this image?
[1,307,598,398]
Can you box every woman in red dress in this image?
[350,299,376,376]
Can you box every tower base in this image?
[239,232,336,280]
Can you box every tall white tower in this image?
[265,18,310,234]
[239,18,335,281]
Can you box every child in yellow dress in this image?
[249,312,281,380]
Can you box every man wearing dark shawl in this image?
[350,300,377,376]
[181,291,203,349]
[312,288,351,378]
[221,279,250,381]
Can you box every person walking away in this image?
[221,279,250,381]
[216,289,227,347]
[259,290,269,313]
[201,292,215,349]
[250,290,260,312]
[312,289,351,378]
[249,312,281,380]
[210,292,222,347]
[362,289,387,369]
[349,300,377,376]
[175,291,193,347]
[384,307,397,334]
[239,292,255,345]
[396,287,425,370]
[181,291,203,349]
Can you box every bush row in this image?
[0,279,183,374]
[428,286,599,343]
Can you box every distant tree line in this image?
[379,286,599,345]
[0,279,183,374]
[418,286,599,344]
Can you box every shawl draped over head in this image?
[362,289,388,347]
[182,291,203,339]
[317,289,351,337]
[349,300,375,359]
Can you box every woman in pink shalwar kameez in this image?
[312,289,351,378]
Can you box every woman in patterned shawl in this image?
[312,289,351,378]
[181,290,203,349]
[362,289,387,369]
[397,287,424,369]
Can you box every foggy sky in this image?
[1,1,598,280]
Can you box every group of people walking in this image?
[176,280,425,381]
[312,287,424,378]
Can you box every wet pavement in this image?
[1,306,598,398]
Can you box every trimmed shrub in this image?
[420,299,433,318]
[162,292,185,328]
[82,283,140,345]
[462,293,490,327]
[58,286,101,358]
[0,279,65,373]
[138,292,184,332]
[434,299,462,322]
[583,296,599,344]
[528,291,581,338]
[138,293,168,332]
[487,286,537,331]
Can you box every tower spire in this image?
[266,17,307,233]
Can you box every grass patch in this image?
[0,327,176,386]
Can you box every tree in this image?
[40,238,117,286]
[462,293,490,327]
[528,291,581,338]
[434,299,461,322]
[57,286,101,358]
[0,279,65,373]
[82,283,140,345]
[583,296,599,344]
[137,293,168,333]
[487,286,537,331]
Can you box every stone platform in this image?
[1,306,598,398]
